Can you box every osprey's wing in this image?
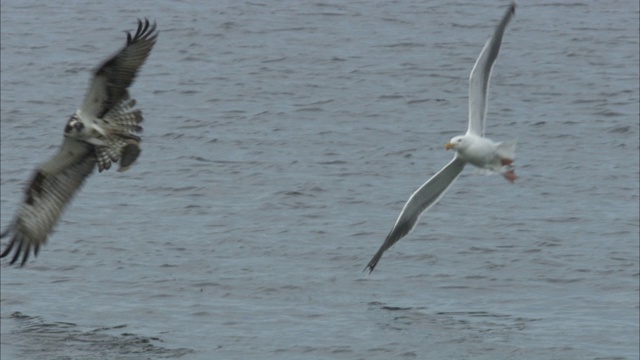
[467,2,515,137]
[81,19,158,119]
[365,158,466,273]
[0,138,97,266]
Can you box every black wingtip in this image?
[1,229,36,267]
[9,239,23,265]
[128,18,158,45]
[364,247,385,274]
[2,242,35,267]
[363,264,375,274]
[364,261,378,274]
[0,241,13,259]
[1,224,15,259]
[136,18,149,39]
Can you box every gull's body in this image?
[365,3,517,273]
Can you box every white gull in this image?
[366,2,517,273]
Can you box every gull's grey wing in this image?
[0,138,96,266]
[81,19,158,119]
[365,158,466,273]
[467,2,515,137]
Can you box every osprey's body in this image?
[0,19,158,266]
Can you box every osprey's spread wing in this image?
[1,19,157,266]
[1,139,96,266]
[81,19,158,119]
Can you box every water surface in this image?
[1,0,638,359]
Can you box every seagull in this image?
[0,19,158,266]
[365,3,517,273]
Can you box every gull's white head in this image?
[445,135,470,152]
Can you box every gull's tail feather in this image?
[496,139,517,160]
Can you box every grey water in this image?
[1,0,638,359]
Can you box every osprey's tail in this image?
[95,137,141,172]
[103,93,144,133]
[96,93,144,172]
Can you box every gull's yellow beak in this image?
[444,142,455,150]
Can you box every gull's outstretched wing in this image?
[81,19,158,119]
[365,158,466,273]
[0,138,96,266]
[467,2,515,137]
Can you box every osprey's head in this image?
[64,114,85,136]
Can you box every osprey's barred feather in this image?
[104,95,143,133]
[0,140,96,266]
[95,91,144,172]
[1,19,157,266]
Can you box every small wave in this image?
[4,312,195,359]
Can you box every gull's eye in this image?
[457,139,462,142]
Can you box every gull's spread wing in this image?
[467,2,515,137]
[366,158,466,273]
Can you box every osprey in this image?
[1,19,158,266]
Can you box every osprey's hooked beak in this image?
[65,119,84,134]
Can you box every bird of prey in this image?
[1,19,158,266]
[365,3,517,273]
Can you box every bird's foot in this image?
[503,169,517,183]
[500,158,514,166]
